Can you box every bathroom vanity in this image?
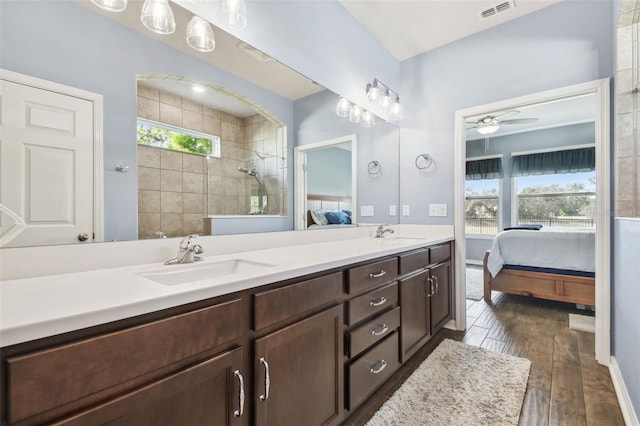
[0,229,454,426]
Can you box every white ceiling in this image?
[339,0,563,61]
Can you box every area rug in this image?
[569,313,595,333]
[466,266,484,301]
[366,339,531,426]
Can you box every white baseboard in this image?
[465,259,483,266]
[609,356,640,426]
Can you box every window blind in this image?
[466,157,503,180]
[511,147,595,177]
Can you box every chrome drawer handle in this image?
[427,277,434,297]
[369,296,387,307]
[434,275,439,295]
[233,370,245,417]
[370,359,388,374]
[369,270,387,278]
[371,324,389,336]
[259,357,270,401]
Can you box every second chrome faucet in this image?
[165,234,205,265]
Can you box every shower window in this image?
[137,118,221,157]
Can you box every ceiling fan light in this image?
[477,124,499,135]
[91,0,127,12]
[349,104,363,123]
[336,97,352,118]
[361,110,375,128]
[217,0,248,29]
[141,0,176,35]
[187,15,216,52]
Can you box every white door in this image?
[0,79,95,247]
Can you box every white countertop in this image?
[0,227,453,347]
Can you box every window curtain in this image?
[511,147,595,177]
[466,157,503,180]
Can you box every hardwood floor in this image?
[345,292,625,426]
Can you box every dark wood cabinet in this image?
[399,270,431,362]
[254,305,343,426]
[54,347,244,426]
[430,260,452,333]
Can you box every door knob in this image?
[77,233,90,241]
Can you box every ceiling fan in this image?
[466,110,539,135]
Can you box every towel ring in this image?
[415,153,433,170]
[368,160,381,175]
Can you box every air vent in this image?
[480,0,515,19]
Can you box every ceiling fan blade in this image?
[501,118,539,125]
[493,110,520,119]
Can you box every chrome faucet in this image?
[165,234,204,265]
[375,224,395,238]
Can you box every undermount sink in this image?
[138,259,275,286]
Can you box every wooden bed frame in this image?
[483,250,595,305]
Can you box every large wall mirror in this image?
[0,0,399,248]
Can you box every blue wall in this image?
[307,148,352,197]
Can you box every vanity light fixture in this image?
[366,79,382,102]
[378,89,392,112]
[349,104,364,123]
[186,15,216,52]
[217,0,248,29]
[336,97,352,118]
[365,78,402,121]
[141,0,176,35]
[361,110,375,128]
[388,96,403,121]
[90,0,127,12]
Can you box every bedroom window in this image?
[465,179,500,235]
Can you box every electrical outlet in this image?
[361,205,374,217]
[402,205,411,216]
[429,203,447,217]
[389,205,397,216]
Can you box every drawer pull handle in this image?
[370,359,388,374]
[259,357,270,401]
[433,275,439,295]
[233,370,245,417]
[369,296,387,307]
[369,270,387,278]
[371,324,389,336]
[427,277,434,297]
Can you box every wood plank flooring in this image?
[345,292,624,426]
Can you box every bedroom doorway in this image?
[453,79,611,365]
[293,134,357,230]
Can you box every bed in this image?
[306,194,354,228]
[483,229,595,305]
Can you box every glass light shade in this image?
[349,105,363,123]
[366,82,382,103]
[477,124,500,135]
[141,0,176,35]
[217,0,248,29]
[336,97,352,118]
[388,100,403,121]
[378,91,392,111]
[91,0,127,12]
[187,16,216,52]
[361,110,375,128]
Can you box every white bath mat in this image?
[569,313,595,333]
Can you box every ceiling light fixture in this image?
[217,0,248,29]
[186,16,216,52]
[141,0,176,35]
[90,0,127,12]
[192,84,206,93]
[476,123,500,135]
[365,78,402,121]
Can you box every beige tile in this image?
[250,122,264,142]
[203,106,221,118]
[161,149,183,171]
[222,121,239,142]
[619,0,636,15]
[224,196,240,215]
[208,175,223,194]
[159,90,182,108]
[617,26,633,70]
[222,159,240,177]
[247,114,262,125]
[617,69,633,94]
[635,199,640,218]
[616,92,634,114]
[138,213,161,239]
[221,111,239,125]
[251,140,264,154]
[208,194,225,215]
[263,120,277,139]
[161,191,183,213]
[160,103,182,127]
[223,177,240,195]
[183,193,205,214]
[161,169,183,192]
[616,200,634,217]
[161,213,183,238]
[207,157,222,176]
[137,83,159,101]
[183,172,204,193]
[138,145,161,168]
[182,98,203,113]
[221,137,238,149]
[203,117,222,135]
[182,110,203,132]
[264,138,277,156]
[238,149,254,162]
[221,144,238,160]
[138,166,161,190]
[616,157,635,201]
[616,113,634,150]
[137,96,159,121]
[183,153,204,173]
[238,126,245,147]
[264,157,278,177]
[183,214,204,235]
[138,190,160,213]
[617,132,635,159]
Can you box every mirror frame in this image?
[453,78,611,364]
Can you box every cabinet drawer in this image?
[398,248,429,276]
[347,282,398,326]
[429,243,451,265]
[254,272,342,330]
[347,258,398,294]
[347,332,400,410]
[347,307,400,358]
[7,299,243,424]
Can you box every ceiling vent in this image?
[480,0,515,19]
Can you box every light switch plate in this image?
[361,205,374,217]
[429,203,447,217]
[402,205,411,216]
[389,205,397,216]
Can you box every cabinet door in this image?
[430,261,452,333]
[54,347,244,426]
[254,305,343,426]
[399,270,430,362]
